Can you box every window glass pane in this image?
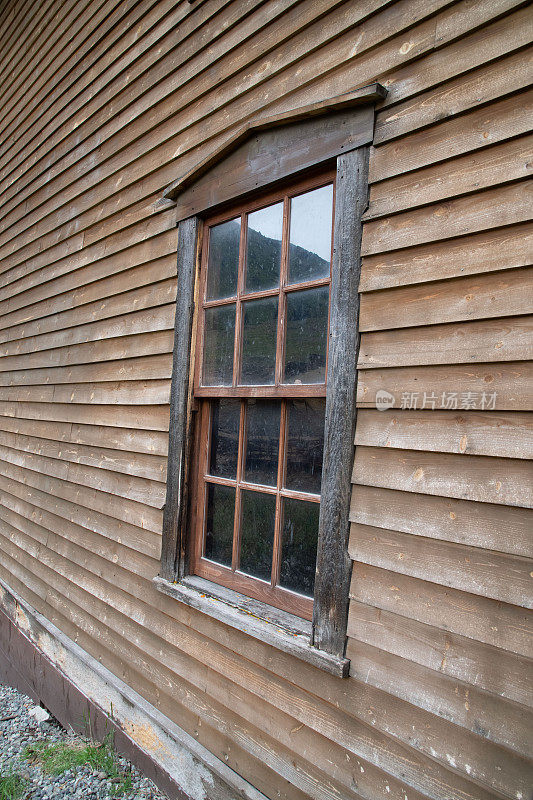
[288,185,333,285]
[239,490,276,581]
[279,498,319,597]
[284,286,329,384]
[204,483,235,567]
[240,296,278,385]
[244,400,280,486]
[245,202,283,293]
[208,400,240,479]
[206,218,240,300]
[285,399,325,494]
[203,304,235,386]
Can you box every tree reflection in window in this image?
[193,179,334,619]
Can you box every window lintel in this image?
[162,83,386,222]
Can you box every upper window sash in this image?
[195,177,335,396]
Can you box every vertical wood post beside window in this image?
[161,216,200,582]
[312,147,369,658]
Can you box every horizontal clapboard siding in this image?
[350,3,533,799]
[0,1,531,799]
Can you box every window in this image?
[156,84,385,675]
[190,177,334,620]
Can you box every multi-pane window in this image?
[191,176,335,620]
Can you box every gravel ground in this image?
[0,684,169,800]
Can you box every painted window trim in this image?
[155,85,385,676]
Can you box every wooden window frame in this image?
[190,173,334,621]
[156,85,384,676]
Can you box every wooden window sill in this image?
[153,575,350,678]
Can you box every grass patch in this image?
[0,772,27,800]
[24,737,133,796]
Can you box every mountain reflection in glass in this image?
[202,304,235,385]
[240,296,278,385]
[288,185,333,284]
[285,399,325,494]
[284,286,329,383]
[208,400,240,478]
[244,400,280,486]
[204,483,235,567]
[206,218,240,300]
[239,490,276,581]
[280,498,319,597]
[245,203,283,293]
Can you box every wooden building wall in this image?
[0,1,531,798]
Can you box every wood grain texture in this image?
[359,315,533,368]
[160,217,199,582]
[366,133,533,220]
[352,445,533,507]
[349,522,533,607]
[357,361,533,411]
[312,147,369,658]
[349,563,532,658]
[359,222,533,291]
[0,2,531,799]
[362,179,532,255]
[355,409,533,459]
[350,484,533,557]
[359,266,533,330]
[369,87,533,182]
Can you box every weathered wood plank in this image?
[0,354,172,387]
[356,361,533,411]
[0,330,174,373]
[352,445,533,507]
[172,106,375,219]
[0,0,379,248]
[0,305,175,358]
[361,180,532,255]
[313,147,369,658]
[359,266,533,330]
[0,414,168,456]
[0,429,166,481]
[366,133,533,220]
[0,472,161,558]
[0,276,176,345]
[347,599,532,704]
[354,409,533,459]
[0,380,170,406]
[350,484,532,557]
[346,639,532,758]
[0,443,165,507]
[369,88,533,183]
[359,315,532,368]
[0,216,176,304]
[0,0,305,206]
[349,563,532,657]
[0,400,170,430]
[0,496,158,581]
[380,4,532,109]
[374,46,532,143]
[160,216,199,582]
[0,0,213,183]
[0,456,163,533]
[349,522,532,607]
[359,222,533,292]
